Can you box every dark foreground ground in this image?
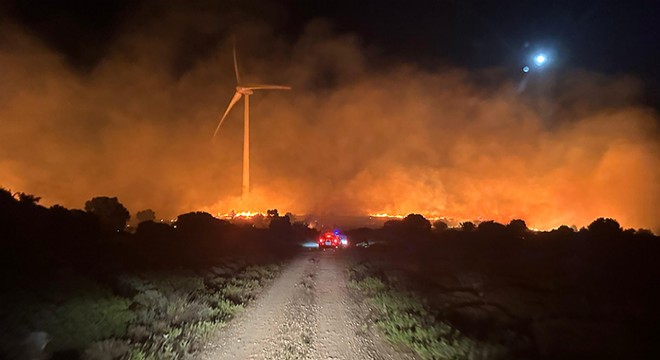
[345,222,660,360]
[3,235,659,360]
[2,188,658,359]
[0,190,309,359]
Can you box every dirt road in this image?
[201,251,415,360]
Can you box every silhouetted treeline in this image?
[349,214,660,290]
[0,189,311,283]
[351,213,658,245]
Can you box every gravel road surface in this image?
[201,250,415,360]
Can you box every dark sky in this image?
[3,0,659,98]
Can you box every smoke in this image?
[0,4,658,231]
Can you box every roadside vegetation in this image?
[0,188,313,359]
[349,262,506,360]
[2,263,280,359]
[347,215,660,360]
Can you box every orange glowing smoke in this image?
[0,17,658,232]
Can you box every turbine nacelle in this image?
[236,85,292,95]
[236,86,254,95]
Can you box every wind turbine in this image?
[213,41,291,198]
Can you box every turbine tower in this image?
[213,41,291,198]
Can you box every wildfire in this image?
[369,213,405,219]
[369,213,451,222]
[216,211,266,219]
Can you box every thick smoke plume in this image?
[1,4,658,231]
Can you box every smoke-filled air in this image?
[1,3,658,231]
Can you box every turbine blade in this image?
[213,91,242,140]
[244,84,292,91]
[233,37,241,85]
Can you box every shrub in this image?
[372,292,481,360]
[349,262,507,360]
[348,262,372,282]
[84,338,131,360]
[2,290,135,352]
[221,284,249,304]
[127,324,152,342]
[239,264,278,282]
[164,297,214,326]
[221,278,260,304]
[206,295,242,321]
[131,321,216,360]
[353,276,387,296]
[120,272,206,299]
[133,290,169,311]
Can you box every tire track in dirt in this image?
[312,251,414,360]
[262,257,318,359]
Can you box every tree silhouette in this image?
[477,220,508,238]
[84,196,130,233]
[383,219,402,229]
[176,212,217,233]
[507,219,528,238]
[432,220,449,232]
[460,221,476,232]
[136,209,156,223]
[269,214,292,233]
[587,217,623,240]
[267,209,279,217]
[402,214,432,232]
[0,188,16,214]
[17,192,41,205]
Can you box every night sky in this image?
[3,0,659,83]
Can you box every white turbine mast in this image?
[213,39,291,198]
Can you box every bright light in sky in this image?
[534,54,547,66]
[522,65,530,73]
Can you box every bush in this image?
[350,276,387,296]
[131,290,213,329]
[221,284,250,304]
[84,338,131,360]
[165,297,214,326]
[130,321,217,360]
[239,264,279,282]
[206,295,242,321]
[349,262,508,360]
[1,287,135,352]
[372,292,481,360]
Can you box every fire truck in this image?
[318,230,349,249]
